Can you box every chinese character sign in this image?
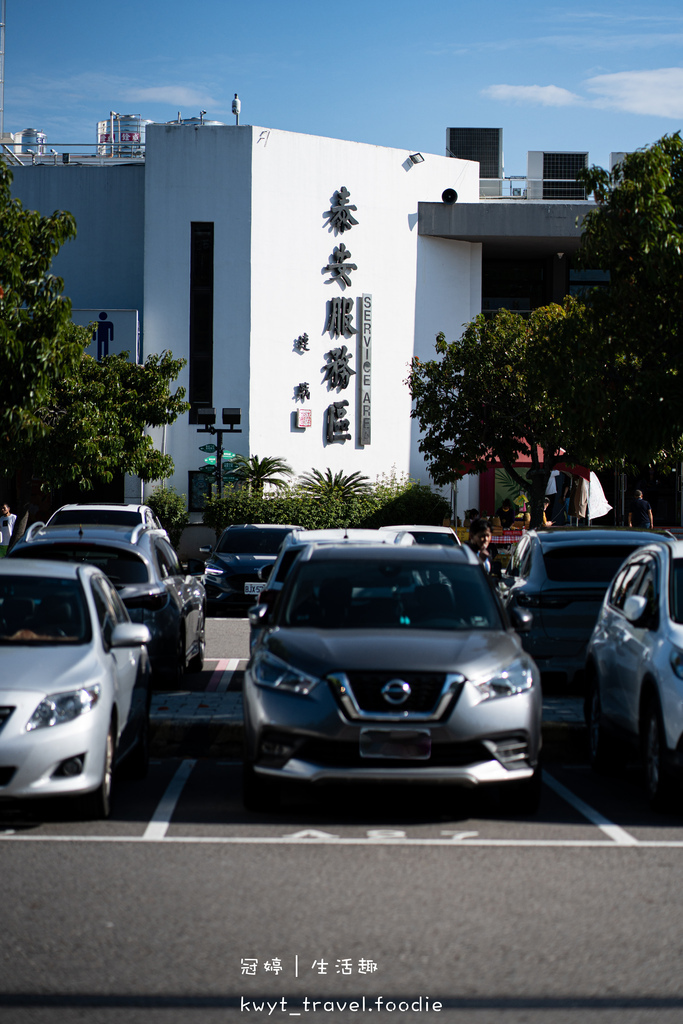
[325,186,359,233]
[322,346,356,390]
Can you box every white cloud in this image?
[482,84,583,107]
[584,68,683,117]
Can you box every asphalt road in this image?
[2,618,683,1024]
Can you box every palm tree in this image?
[299,467,372,499]
[230,454,294,493]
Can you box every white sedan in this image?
[0,559,151,818]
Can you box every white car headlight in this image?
[26,685,101,731]
[204,565,225,576]
[472,658,534,702]
[251,651,321,696]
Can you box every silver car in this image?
[7,523,206,687]
[244,544,541,813]
[585,540,683,808]
[497,528,673,686]
[0,559,151,818]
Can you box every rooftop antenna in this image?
[0,0,6,137]
[232,93,240,126]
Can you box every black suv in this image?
[201,524,297,614]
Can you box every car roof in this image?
[12,522,164,551]
[297,542,478,566]
[51,503,153,513]
[532,527,674,548]
[379,524,454,533]
[0,557,99,582]
[219,523,298,533]
[281,528,413,549]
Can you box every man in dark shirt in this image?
[628,489,653,528]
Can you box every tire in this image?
[187,611,206,673]
[78,722,115,820]
[642,697,675,811]
[501,763,542,816]
[242,762,280,813]
[586,674,615,773]
[122,707,150,781]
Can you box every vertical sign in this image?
[358,293,372,445]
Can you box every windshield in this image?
[409,531,458,546]
[281,559,503,631]
[12,545,150,586]
[50,509,142,526]
[217,529,292,555]
[543,545,641,583]
[0,576,91,644]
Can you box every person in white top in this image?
[0,503,17,553]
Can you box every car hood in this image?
[263,628,526,681]
[0,644,100,694]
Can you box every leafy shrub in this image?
[146,485,189,548]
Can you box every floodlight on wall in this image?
[222,407,242,430]
[409,152,424,164]
[196,407,217,426]
[442,188,458,204]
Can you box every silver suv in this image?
[7,523,205,687]
[47,503,164,532]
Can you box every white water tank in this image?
[97,114,153,156]
[14,128,46,154]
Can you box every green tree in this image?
[230,454,294,493]
[577,133,683,465]
[7,329,188,544]
[0,162,83,447]
[298,467,372,499]
[407,304,594,528]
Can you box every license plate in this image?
[244,582,267,595]
[359,729,431,760]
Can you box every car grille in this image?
[296,737,490,769]
[206,573,258,598]
[0,707,14,735]
[331,671,464,720]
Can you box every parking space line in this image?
[142,759,196,839]
[543,770,639,845]
[205,658,241,691]
[2,835,683,846]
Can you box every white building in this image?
[8,121,600,519]
[9,123,482,515]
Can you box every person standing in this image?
[467,518,494,572]
[0,503,17,556]
[628,489,653,529]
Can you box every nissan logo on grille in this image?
[381,679,411,705]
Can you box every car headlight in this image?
[251,651,321,696]
[671,650,683,680]
[471,658,534,702]
[26,685,101,731]
[204,565,225,576]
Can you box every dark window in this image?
[189,222,214,421]
[0,576,90,644]
[543,545,639,583]
[281,560,503,631]
[50,509,141,526]
[217,528,293,556]
[14,545,150,586]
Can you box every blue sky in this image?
[4,0,683,174]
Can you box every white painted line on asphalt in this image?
[2,835,683,847]
[206,659,231,691]
[215,658,242,692]
[543,770,639,845]
[142,759,196,839]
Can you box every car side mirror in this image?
[186,558,206,576]
[110,622,151,647]
[248,603,271,628]
[198,545,213,555]
[258,564,273,582]
[509,606,533,633]
[623,594,649,624]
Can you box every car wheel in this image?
[188,612,206,673]
[78,722,115,819]
[123,706,150,781]
[501,763,542,816]
[586,674,614,773]
[642,697,674,811]
[242,762,280,813]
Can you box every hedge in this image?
[202,483,451,536]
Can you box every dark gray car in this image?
[497,527,673,686]
[244,544,541,813]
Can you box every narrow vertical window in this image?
[189,222,214,421]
